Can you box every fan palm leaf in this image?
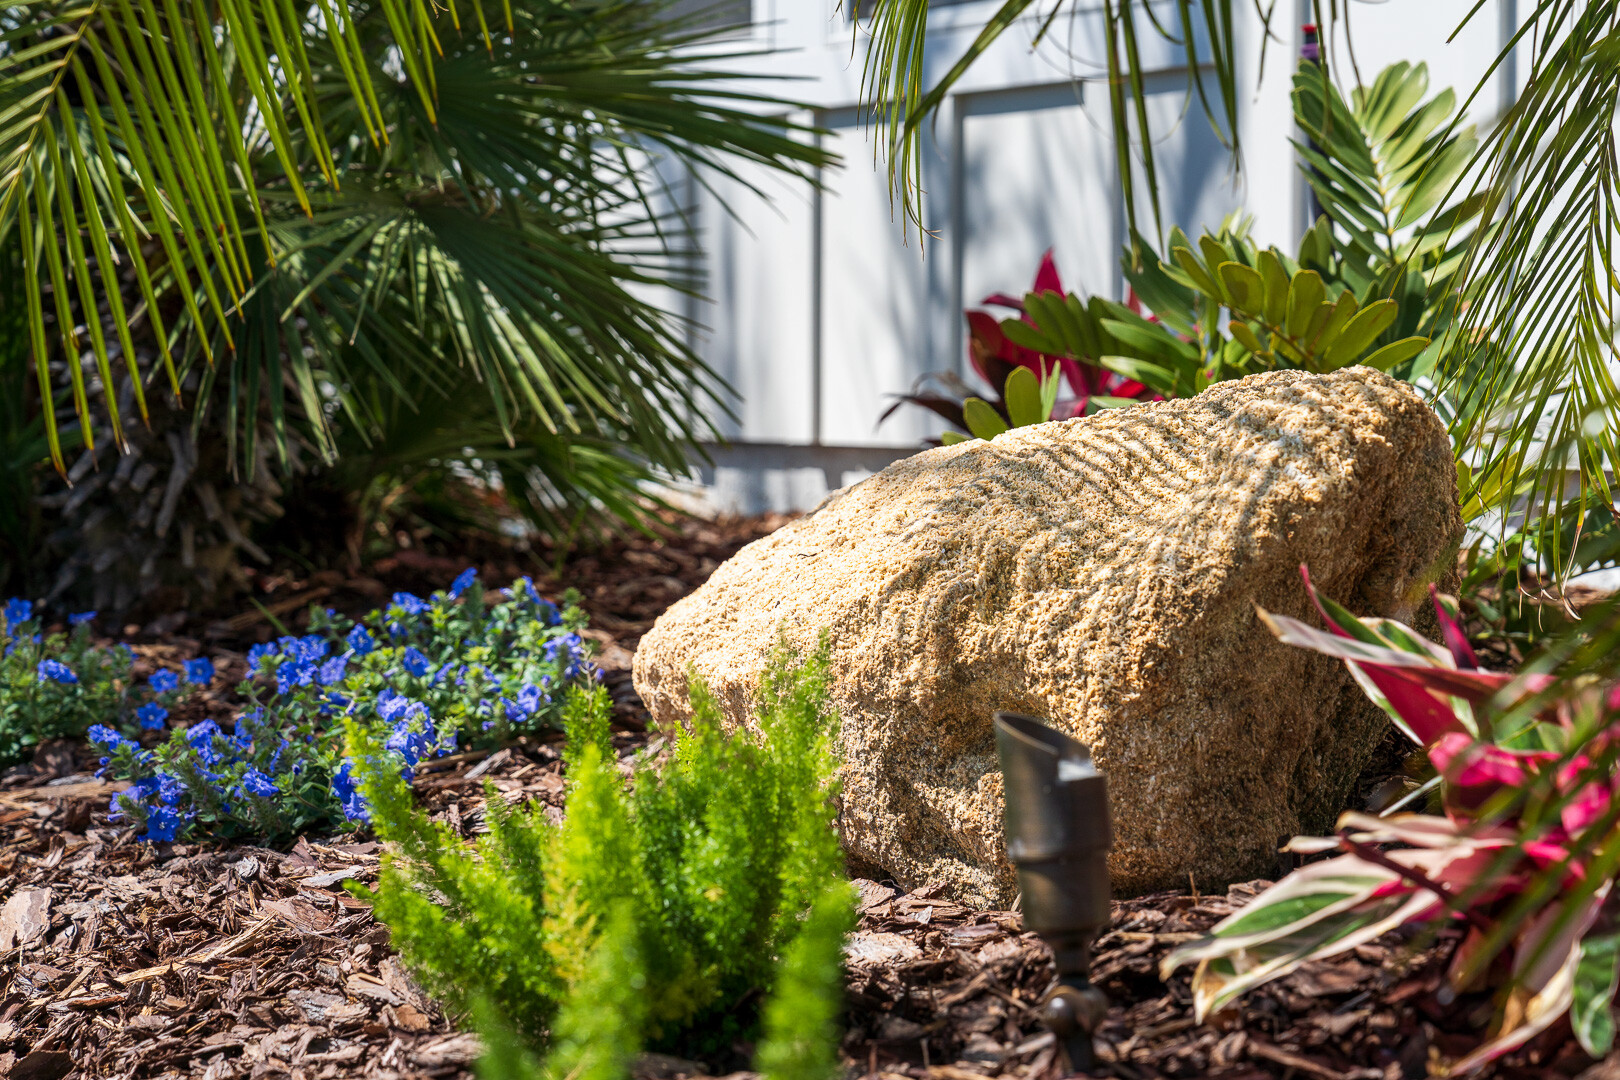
[0,0,832,493]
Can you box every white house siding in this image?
[666,1,1523,514]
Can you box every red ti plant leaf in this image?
[1031,248,1063,296]
[1431,583,1481,669]
[1168,571,1620,1074]
[964,311,1020,395]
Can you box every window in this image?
[663,0,752,31]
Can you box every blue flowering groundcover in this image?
[1,570,595,844]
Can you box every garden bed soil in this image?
[1,514,1615,1080]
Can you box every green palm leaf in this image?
[853,0,1258,254]
[2,0,833,512]
[1441,1,1620,579]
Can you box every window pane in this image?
[663,0,751,30]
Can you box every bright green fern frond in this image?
[540,903,649,1080]
[755,882,858,1080]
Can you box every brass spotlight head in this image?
[994,711,1113,1073]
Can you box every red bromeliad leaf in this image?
[1429,733,1559,819]
[965,312,1017,390]
[979,292,1026,311]
[1259,607,1518,702]
[1558,756,1616,836]
[973,251,1161,412]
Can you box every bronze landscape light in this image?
[993,711,1113,1073]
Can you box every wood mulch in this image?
[1,514,1616,1079]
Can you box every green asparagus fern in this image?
[352,638,853,1079]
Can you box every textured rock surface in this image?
[634,368,1463,906]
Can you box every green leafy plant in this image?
[1161,569,1620,1074]
[1001,61,1483,402]
[0,1,832,608]
[1007,218,1431,399]
[93,569,596,842]
[887,62,1476,445]
[1291,61,1486,320]
[352,639,854,1078]
[856,1,1620,583]
[0,600,153,766]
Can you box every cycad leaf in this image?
[1003,366,1044,428]
[962,397,1008,441]
[1217,261,1264,315]
[1323,299,1399,369]
[1361,336,1431,373]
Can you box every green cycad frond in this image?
[1292,61,1484,293]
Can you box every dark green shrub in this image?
[352,640,854,1079]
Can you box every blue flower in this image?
[68,610,96,626]
[535,598,561,626]
[318,654,349,686]
[187,720,225,767]
[141,804,186,843]
[346,624,376,656]
[386,732,430,781]
[449,567,478,598]
[298,634,330,662]
[277,658,316,695]
[87,724,128,750]
[117,773,185,815]
[136,702,169,730]
[3,597,32,629]
[376,688,412,723]
[246,642,276,677]
[183,657,214,686]
[332,761,369,822]
[149,669,179,694]
[37,659,78,684]
[239,770,279,798]
[391,591,430,617]
[504,576,535,601]
[516,683,544,714]
[401,646,430,678]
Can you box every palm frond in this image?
[1442,0,1620,579]
[853,0,1259,253]
[3,0,829,488]
[0,0,443,469]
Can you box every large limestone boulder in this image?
[634,368,1462,906]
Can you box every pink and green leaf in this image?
[1431,584,1481,669]
[1572,930,1620,1057]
